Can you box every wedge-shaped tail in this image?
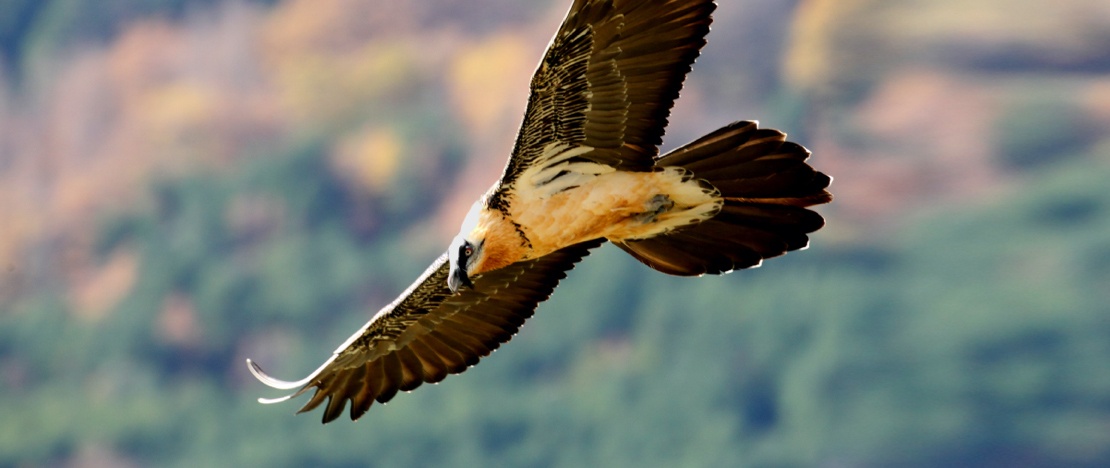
[615,121,832,276]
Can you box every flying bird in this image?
[248,0,832,423]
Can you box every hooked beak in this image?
[448,267,473,293]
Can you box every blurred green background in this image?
[1,0,1109,466]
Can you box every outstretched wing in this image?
[496,0,716,195]
[247,240,602,423]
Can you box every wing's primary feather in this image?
[248,240,602,423]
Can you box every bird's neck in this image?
[471,208,531,276]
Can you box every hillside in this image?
[1,0,1108,466]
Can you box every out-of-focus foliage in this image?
[1,0,1109,466]
[785,0,1110,96]
[1,0,280,78]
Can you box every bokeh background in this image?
[2,0,1109,466]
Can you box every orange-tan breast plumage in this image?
[510,165,722,260]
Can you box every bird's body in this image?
[516,166,719,247]
[472,160,719,273]
[249,0,833,423]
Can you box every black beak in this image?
[448,267,473,293]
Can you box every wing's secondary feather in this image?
[247,240,602,423]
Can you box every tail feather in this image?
[616,121,831,276]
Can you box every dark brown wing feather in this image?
[496,0,716,198]
[247,240,602,423]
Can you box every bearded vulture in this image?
[248,0,832,423]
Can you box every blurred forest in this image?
[1,0,1109,466]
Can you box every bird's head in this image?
[447,199,530,293]
[447,202,487,293]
